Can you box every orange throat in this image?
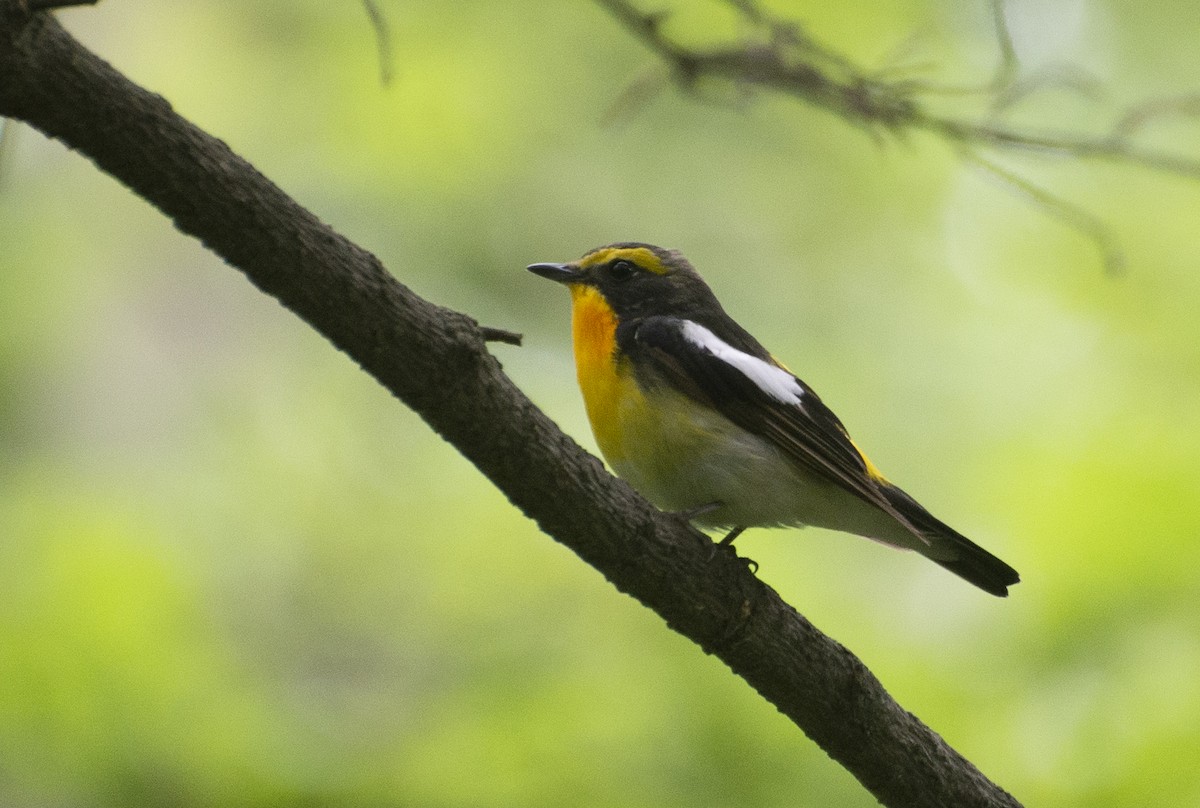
[569,285,629,463]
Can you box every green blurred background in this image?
[2,0,1199,805]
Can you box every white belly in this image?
[605,386,906,543]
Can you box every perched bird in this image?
[528,243,1019,596]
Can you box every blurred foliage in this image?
[2,0,1199,806]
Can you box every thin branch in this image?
[479,325,523,346]
[599,0,1200,172]
[600,64,669,127]
[987,0,1018,94]
[965,149,1125,275]
[1111,92,1200,140]
[595,0,1200,271]
[362,0,395,86]
[0,7,1019,808]
[928,117,1200,179]
[987,65,1105,116]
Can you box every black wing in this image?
[617,316,922,537]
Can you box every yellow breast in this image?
[570,285,640,464]
[567,284,816,522]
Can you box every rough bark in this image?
[0,5,1020,807]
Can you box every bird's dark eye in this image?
[609,260,637,281]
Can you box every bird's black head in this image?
[527,242,723,322]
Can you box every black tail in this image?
[882,485,1020,597]
[929,533,1021,597]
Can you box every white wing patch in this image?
[679,321,805,405]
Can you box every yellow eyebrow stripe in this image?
[578,246,669,275]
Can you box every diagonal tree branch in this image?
[0,5,1020,808]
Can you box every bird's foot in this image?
[718,525,746,547]
[709,525,747,559]
[707,526,756,572]
[670,506,757,572]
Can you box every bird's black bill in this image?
[527,262,581,284]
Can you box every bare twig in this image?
[987,0,1018,94]
[479,325,523,346]
[965,150,1125,275]
[595,0,1200,272]
[1112,93,1200,141]
[362,0,395,86]
[600,64,669,127]
[928,117,1200,179]
[988,65,1105,116]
